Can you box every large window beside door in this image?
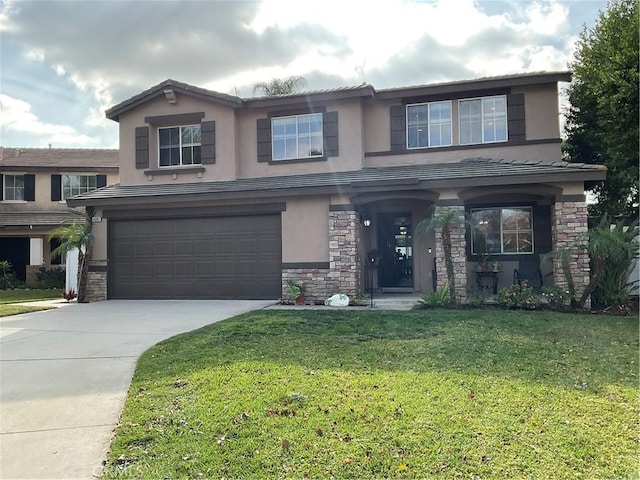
[471,207,533,254]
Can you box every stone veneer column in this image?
[328,209,361,298]
[433,205,467,303]
[84,261,107,302]
[551,200,590,302]
[281,267,331,304]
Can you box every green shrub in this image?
[417,281,451,308]
[498,281,541,310]
[0,261,21,290]
[541,285,571,311]
[36,267,66,289]
[468,292,488,307]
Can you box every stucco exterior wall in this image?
[281,196,329,263]
[512,84,561,141]
[118,94,237,186]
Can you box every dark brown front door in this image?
[376,212,413,288]
[109,215,281,299]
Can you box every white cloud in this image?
[0,94,98,146]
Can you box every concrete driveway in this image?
[0,300,274,480]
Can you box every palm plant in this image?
[49,206,95,303]
[253,76,307,96]
[416,209,465,303]
[580,215,639,309]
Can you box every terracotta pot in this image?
[295,294,305,305]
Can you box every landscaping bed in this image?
[105,309,638,479]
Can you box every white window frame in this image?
[2,173,26,202]
[271,113,323,161]
[458,95,508,145]
[158,124,202,167]
[471,206,534,255]
[406,101,452,149]
[61,174,98,201]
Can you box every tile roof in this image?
[0,210,85,228]
[0,148,119,169]
[67,158,605,207]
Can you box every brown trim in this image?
[103,203,286,220]
[267,156,328,165]
[144,112,205,125]
[88,265,108,272]
[374,71,571,100]
[0,166,118,173]
[267,106,326,118]
[556,194,587,202]
[402,87,510,105]
[329,204,355,211]
[351,178,420,188]
[282,262,330,270]
[364,138,562,157]
[143,166,206,176]
[435,199,464,206]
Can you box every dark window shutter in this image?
[323,111,339,157]
[135,126,150,169]
[0,174,3,201]
[390,105,406,151]
[507,93,526,143]
[51,174,61,201]
[24,174,35,201]
[257,118,272,163]
[201,121,216,164]
[97,175,107,188]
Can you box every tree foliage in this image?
[253,76,307,96]
[49,206,95,303]
[564,0,639,219]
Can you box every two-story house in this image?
[0,147,119,286]
[68,72,605,302]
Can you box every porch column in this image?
[328,207,361,297]
[551,200,590,303]
[433,205,467,303]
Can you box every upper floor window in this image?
[406,101,452,148]
[471,207,533,255]
[62,174,97,200]
[272,113,323,161]
[3,174,25,201]
[159,125,201,167]
[459,95,507,145]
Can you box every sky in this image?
[0,0,608,149]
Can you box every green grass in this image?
[0,289,61,304]
[105,310,638,479]
[0,304,52,317]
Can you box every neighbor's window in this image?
[272,113,323,161]
[62,175,97,200]
[459,95,507,145]
[3,174,25,201]
[471,207,533,254]
[407,101,452,148]
[159,125,201,167]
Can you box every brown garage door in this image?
[109,214,281,299]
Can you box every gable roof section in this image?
[106,79,245,121]
[0,148,119,172]
[67,158,605,208]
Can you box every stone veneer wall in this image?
[328,210,361,298]
[282,268,331,304]
[281,209,362,303]
[433,205,467,303]
[551,200,590,302]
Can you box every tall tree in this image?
[253,76,306,96]
[564,0,639,219]
[49,206,94,303]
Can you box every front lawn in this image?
[0,289,61,304]
[106,310,638,479]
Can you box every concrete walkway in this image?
[0,300,274,480]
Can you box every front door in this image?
[376,212,413,288]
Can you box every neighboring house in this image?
[68,72,606,302]
[0,148,119,286]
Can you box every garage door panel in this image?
[110,214,281,299]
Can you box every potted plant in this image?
[286,279,307,304]
[475,252,491,272]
